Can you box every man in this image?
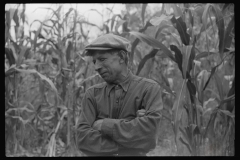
[77,33,163,156]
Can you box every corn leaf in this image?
[179,126,192,151]
[224,15,234,50]
[187,36,196,73]
[139,20,153,33]
[202,4,225,58]
[202,67,217,92]
[204,109,217,138]
[170,16,190,45]
[5,9,15,43]
[150,14,173,26]
[197,70,210,105]
[219,109,234,119]
[222,3,232,15]
[16,44,29,67]
[129,31,175,61]
[141,3,148,25]
[195,51,216,60]
[129,19,159,65]
[179,136,192,154]
[192,124,200,136]
[226,77,235,112]
[184,126,193,149]
[181,45,192,79]
[171,4,183,18]
[154,21,172,39]
[13,9,19,27]
[9,8,16,26]
[202,50,229,92]
[222,120,233,146]
[35,7,61,20]
[6,105,34,114]
[187,80,196,104]
[66,41,73,64]
[5,20,9,44]
[136,49,159,75]
[33,24,43,52]
[170,45,183,77]
[20,4,26,23]
[15,68,58,95]
[111,14,122,32]
[196,21,212,41]
[212,5,225,58]
[63,8,74,25]
[194,4,205,19]
[115,20,126,33]
[213,72,224,101]
[188,9,194,27]
[202,4,212,31]
[151,72,174,95]
[172,79,186,143]
[5,48,16,66]
[6,116,30,125]
[162,31,181,46]
[130,38,140,65]
[88,9,103,17]
[78,74,99,87]
[220,94,235,107]
[81,20,102,30]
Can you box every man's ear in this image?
[118,50,125,64]
[119,58,125,64]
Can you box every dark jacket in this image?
[77,71,163,156]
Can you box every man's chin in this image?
[100,76,109,82]
[102,77,113,84]
[103,79,111,83]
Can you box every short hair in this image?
[109,49,129,65]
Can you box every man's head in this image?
[84,34,131,84]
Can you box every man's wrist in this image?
[92,119,103,131]
[101,118,116,138]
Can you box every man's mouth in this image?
[99,72,107,76]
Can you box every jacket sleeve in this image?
[100,83,163,151]
[77,89,119,155]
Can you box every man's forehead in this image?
[92,50,108,55]
[92,50,117,58]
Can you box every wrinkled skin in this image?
[92,50,127,84]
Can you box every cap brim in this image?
[85,47,113,50]
[83,47,113,56]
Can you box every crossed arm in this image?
[77,84,162,155]
[92,109,146,130]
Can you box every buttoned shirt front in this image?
[77,71,163,156]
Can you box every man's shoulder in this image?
[141,77,158,85]
[133,75,158,85]
[86,82,107,91]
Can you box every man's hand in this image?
[92,109,146,131]
[136,109,146,117]
[92,119,103,131]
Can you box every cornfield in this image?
[5,3,234,156]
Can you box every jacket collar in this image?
[106,70,133,96]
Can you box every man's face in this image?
[92,50,122,84]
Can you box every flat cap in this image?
[84,34,131,55]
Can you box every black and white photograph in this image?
[5,3,235,156]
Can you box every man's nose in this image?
[94,61,102,71]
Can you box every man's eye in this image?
[99,58,105,62]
